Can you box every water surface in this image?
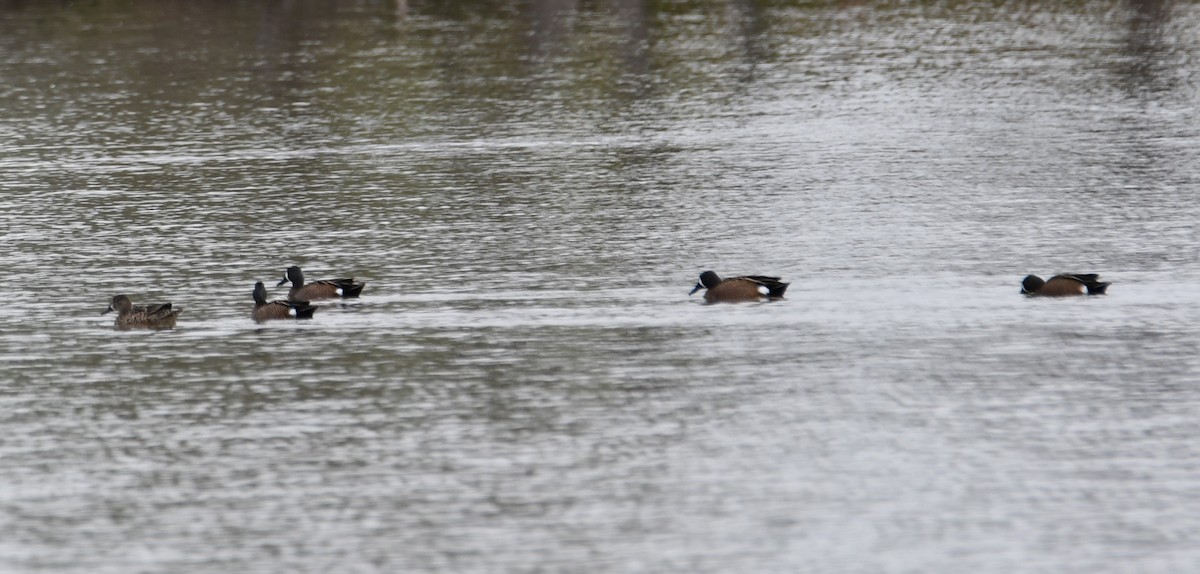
[1,1,1199,572]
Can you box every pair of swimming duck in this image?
[102,266,366,329]
[688,271,1110,302]
[251,266,365,323]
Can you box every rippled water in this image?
[2,1,1199,572]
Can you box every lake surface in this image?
[2,0,1199,572]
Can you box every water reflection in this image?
[1119,0,1175,95]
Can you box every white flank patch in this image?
[757,285,769,296]
[288,307,297,317]
[335,287,343,296]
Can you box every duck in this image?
[1021,273,1110,297]
[689,270,789,303]
[102,295,182,329]
[276,266,365,301]
[252,281,316,322]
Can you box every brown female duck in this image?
[102,295,182,329]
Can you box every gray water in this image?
[2,0,1199,572]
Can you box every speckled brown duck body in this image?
[102,295,182,329]
[252,281,317,322]
[689,270,789,303]
[1021,274,1110,297]
[276,266,365,301]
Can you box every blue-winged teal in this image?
[253,281,317,322]
[102,294,182,329]
[689,270,789,303]
[1021,273,1110,297]
[276,266,365,301]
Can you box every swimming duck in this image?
[276,266,365,301]
[102,294,182,329]
[689,270,789,303]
